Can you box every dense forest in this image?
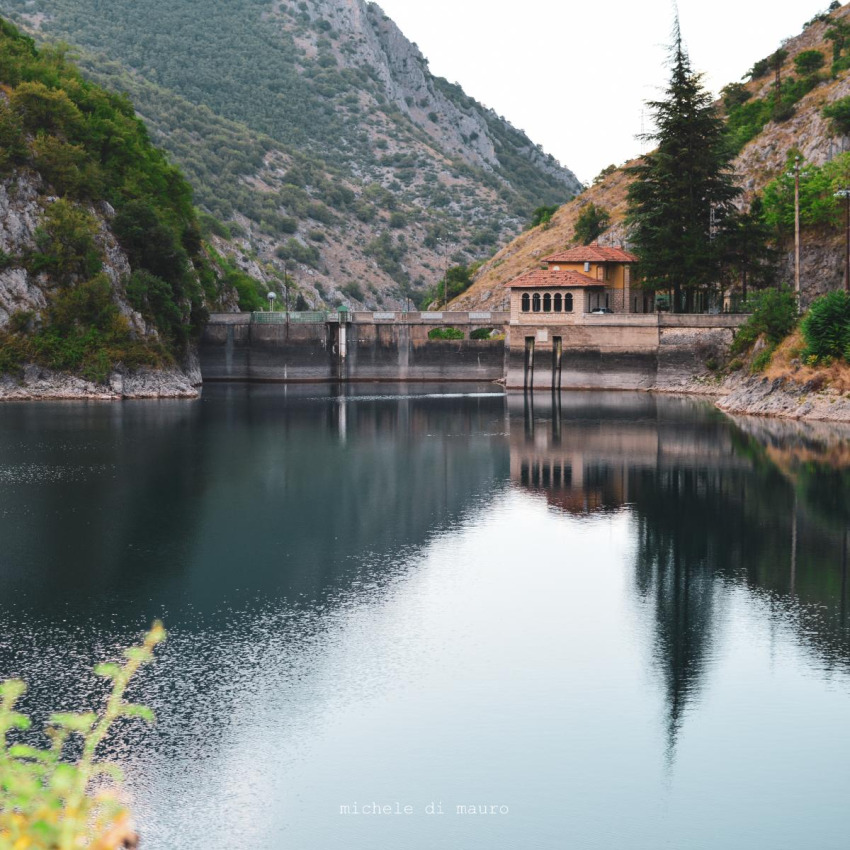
[0,0,580,307]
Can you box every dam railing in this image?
[245,310,510,325]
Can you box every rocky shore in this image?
[648,368,850,423]
[714,374,850,423]
[0,362,201,401]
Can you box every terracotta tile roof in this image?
[543,242,638,264]
[504,268,606,289]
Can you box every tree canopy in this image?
[626,24,741,312]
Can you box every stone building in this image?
[505,242,643,322]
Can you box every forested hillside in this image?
[0,19,246,393]
[454,3,850,311]
[0,0,581,309]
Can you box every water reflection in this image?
[1,387,850,849]
[510,391,850,756]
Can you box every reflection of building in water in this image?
[508,391,850,760]
[508,393,748,516]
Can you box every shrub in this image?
[574,203,610,245]
[341,282,363,301]
[428,327,464,340]
[749,58,770,80]
[731,287,798,355]
[0,623,165,850]
[126,270,185,342]
[801,290,850,361]
[750,345,774,373]
[530,205,559,228]
[31,200,102,284]
[794,49,826,75]
[823,96,850,135]
[470,327,494,340]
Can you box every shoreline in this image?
[4,367,850,425]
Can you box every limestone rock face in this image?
[0,172,203,399]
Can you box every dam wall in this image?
[200,312,748,388]
[200,313,508,383]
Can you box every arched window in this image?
[521,293,530,312]
[554,293,563,312]
[564,293,574,312]
[532,293,541,312]
[543,293,552,312]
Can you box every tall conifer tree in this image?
[626,22,741,312]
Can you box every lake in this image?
[1,384,849,850]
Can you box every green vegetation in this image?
[0,276,168,383]
[470,327,495,340]
[0,623,165,850]
[529,205,559,228]
[794,49,826,75]
[573,203,610,245]
[428,327,464,340]
[627,24,741,312]
[801,290,850,361]
[761,152,850,234]
[730,287,798,366]
[822,96,850,134]
[0,19,229,378]
[419,264,475,307]
[725,70,825,152]
[0,0,578,289]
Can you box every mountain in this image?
[0,0,581,309]
[453,3,850,311]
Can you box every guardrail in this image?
[236,311,510,325]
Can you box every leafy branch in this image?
[0,622,166,850]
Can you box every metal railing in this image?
[244,311,509,325]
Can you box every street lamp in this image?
[834,187,850,292]
[437,236,451,309]
[267,291,277,312]
[794,155,801,306]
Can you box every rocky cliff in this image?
[0,0,581,310]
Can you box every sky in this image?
[375,0,830,185]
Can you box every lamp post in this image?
[794,155,801,307]
[438,236,451,309]
[834,187,850,292]
[267,291,277,312]
[282,261,291,312]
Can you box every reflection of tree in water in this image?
[511,393,850,758]
[633,469,723,761]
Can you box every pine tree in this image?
[626,23,741,312]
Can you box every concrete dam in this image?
[199,311,749,388]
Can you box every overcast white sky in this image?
[376,0,829,184]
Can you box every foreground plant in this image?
[0,622,166,850]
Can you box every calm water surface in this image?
[1,384,849,849]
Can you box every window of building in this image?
[532,293,541,312]
[543,293,552,312]
[554,293,562,312]
[521,293,530,312]
[605,265,610,281]
[584,261,590,273]
[564,293,573,312]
